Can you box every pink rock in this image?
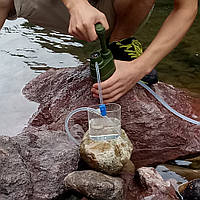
[23,65,200,168]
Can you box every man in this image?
[0,0,198,103]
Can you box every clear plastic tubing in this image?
[65,107,121,146]
[65,80,200,146]
[137,80,200,126]
[95,62,104,105]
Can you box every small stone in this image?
[137,167,179,200]
[64,170,124,200]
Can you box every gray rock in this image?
[64,170,124,200]
[0,127,80,200]
[0,136,32,200]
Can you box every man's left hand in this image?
[91,59,148,103]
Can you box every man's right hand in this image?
[62,0,109,42]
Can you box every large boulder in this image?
[0,136,32,200]
[2,64,199,199]
[22,65,200,168]
[0,127,80,200]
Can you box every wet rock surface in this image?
[23,65,200,168]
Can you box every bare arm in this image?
[0,0,13,29]
[92,0,198,103]
[140,0,198,72]
[61,0,109,41]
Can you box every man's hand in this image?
[63,0,109,42]
[91,0,198,103]
[91,59,149,103]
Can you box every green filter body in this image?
[90,23,115,82]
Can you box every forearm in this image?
[0,8,7,29]
[0,0,13,29]
[61,0,89,11]
[137,0,198,73]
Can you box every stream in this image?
[0,0,200,196]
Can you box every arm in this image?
[92,0,198,103]
[0,0,13,29]
[61,0,109,41]
[140,0,198,71]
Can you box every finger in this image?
[76,25,91,41]
[99,14,109,31]
[69,23,90,41]
[91,85,123,100]
[93,90,122,103]
[93,93,99,99]
[104,92,124,104]
[69,24,86,41]
[91,87,98,94]
[71,31,86,41]
[93,74,118,90]
[103,88,122,99]
[91,83,122,97]
[85,24,98,42]
[91,83,117,95]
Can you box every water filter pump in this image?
[90,23,115,82]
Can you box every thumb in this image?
[99,18,109,31]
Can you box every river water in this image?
[0,0,200,195]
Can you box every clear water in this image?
[0,19,85,136]
[89,118,121,141]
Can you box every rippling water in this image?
[0,19,88,136]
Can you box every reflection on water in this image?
[0,19,83,69]
[0,19,84,136]
[0,17,101,136]
[0,15,101,136]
